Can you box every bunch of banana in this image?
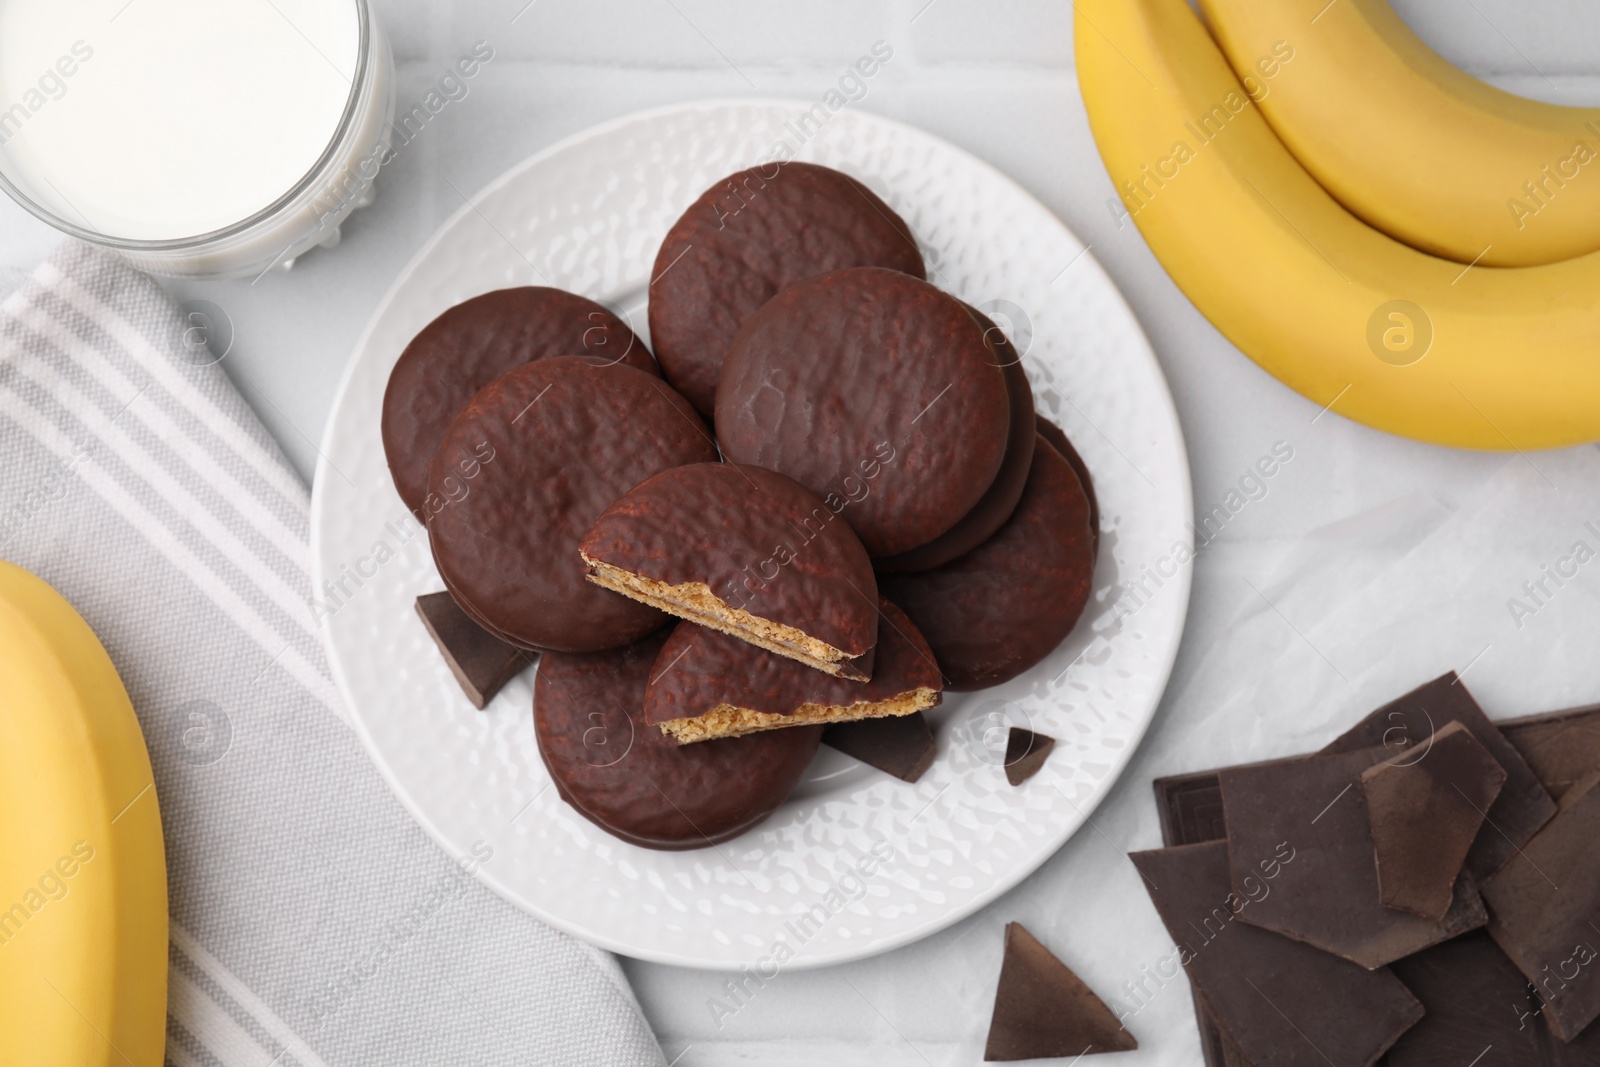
[0,561,167,1065]
[1200,0,1600,268]
[1076,0,1600,449]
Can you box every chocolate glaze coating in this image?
[383,287,653,514]
[875,305,1036,572]
[581,462,878,660]
[644,601,940,724]
[427,357,717,652]
[1035,416,1099,560]
[717,267,1011,558]
[648,162,925,415]
[880,435,1094,691]
[535,629,823,850]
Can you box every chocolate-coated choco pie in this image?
[535,629,822,850]
[426,356,715,653]
[648,161,924,415]
[382,286,652,514]
[717,266,1013,559]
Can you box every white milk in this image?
[0,0,391,276]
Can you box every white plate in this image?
[310,99,1192,970]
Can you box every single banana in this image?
[1197,0,1600,267]
[0,561,166,1066]
[1076,0,1600,450]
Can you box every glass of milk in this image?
[0,0,395,279]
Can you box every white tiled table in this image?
[5,3,1600,1063]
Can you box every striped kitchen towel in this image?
[0,241,667,1067]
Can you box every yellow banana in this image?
[0,561,166,1066]
[1197,0,1600,267]
[1076,0,1600,450]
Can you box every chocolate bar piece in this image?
[983,922,1136,1061]
[1385,931,1543,1065]
[1361,721,1506,921]
[1130,841,1422,1067]
[823,711,937,783]
[1501,703,1600,801]
[1003,728,1055,787]
[1218,743,1487,969]
[415,592,532,709]
[1483,770,1600,1042]
[1322,672,1555,878]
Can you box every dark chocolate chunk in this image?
[415,592,531,709]
[1130,841,1422,1067]
[983,922,1136,1061]
[1003,728,1056,787]
[880,435,1095,691]
[426,357,717,653]
[1218,743,1488,969]
[648,161,924,415]
[382,286,653,514]
[1385,932,1543,1066]
[642,600,941,744]
[1036,416,1099,561]
[823,712,938,783]
[581,462,878,679]
[875,304,1035,573]
[1501,703,1600,800]
[1322,672,1555,879]
[716,266,1012,559]
[1482,771,1600,1042]
[533,629,822,850]
[1361,720,1507,921]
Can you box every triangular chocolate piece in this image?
[984,922,1136,1061]
[1361,720,1506,920]
[824,712,937,783]
[416,592,531,709]
[1004,727,1056,786]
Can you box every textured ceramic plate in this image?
[311,99,1191,970]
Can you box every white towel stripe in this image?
[17,297,309,570]
[0,397,345,722]
[168,967,277,1067]
[172,922,336,1067]
[36,261,307,510]
[7,314,319,638]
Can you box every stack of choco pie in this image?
[382,161,1098,850]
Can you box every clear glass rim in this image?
[0,0,373,252]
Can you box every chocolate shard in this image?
[1483,770,1600,1042]
[824,712,937,783]
[1004,728,1056,786]
[1361,720,1507,921]
[1321,672,1555,879]
[983,922,1136,1061]
[415,592,531,709]
[1385,931,1543,1066]
[1130,842,1422,1067]
[1500,702,1600,801]
[1219,743,1488,969]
